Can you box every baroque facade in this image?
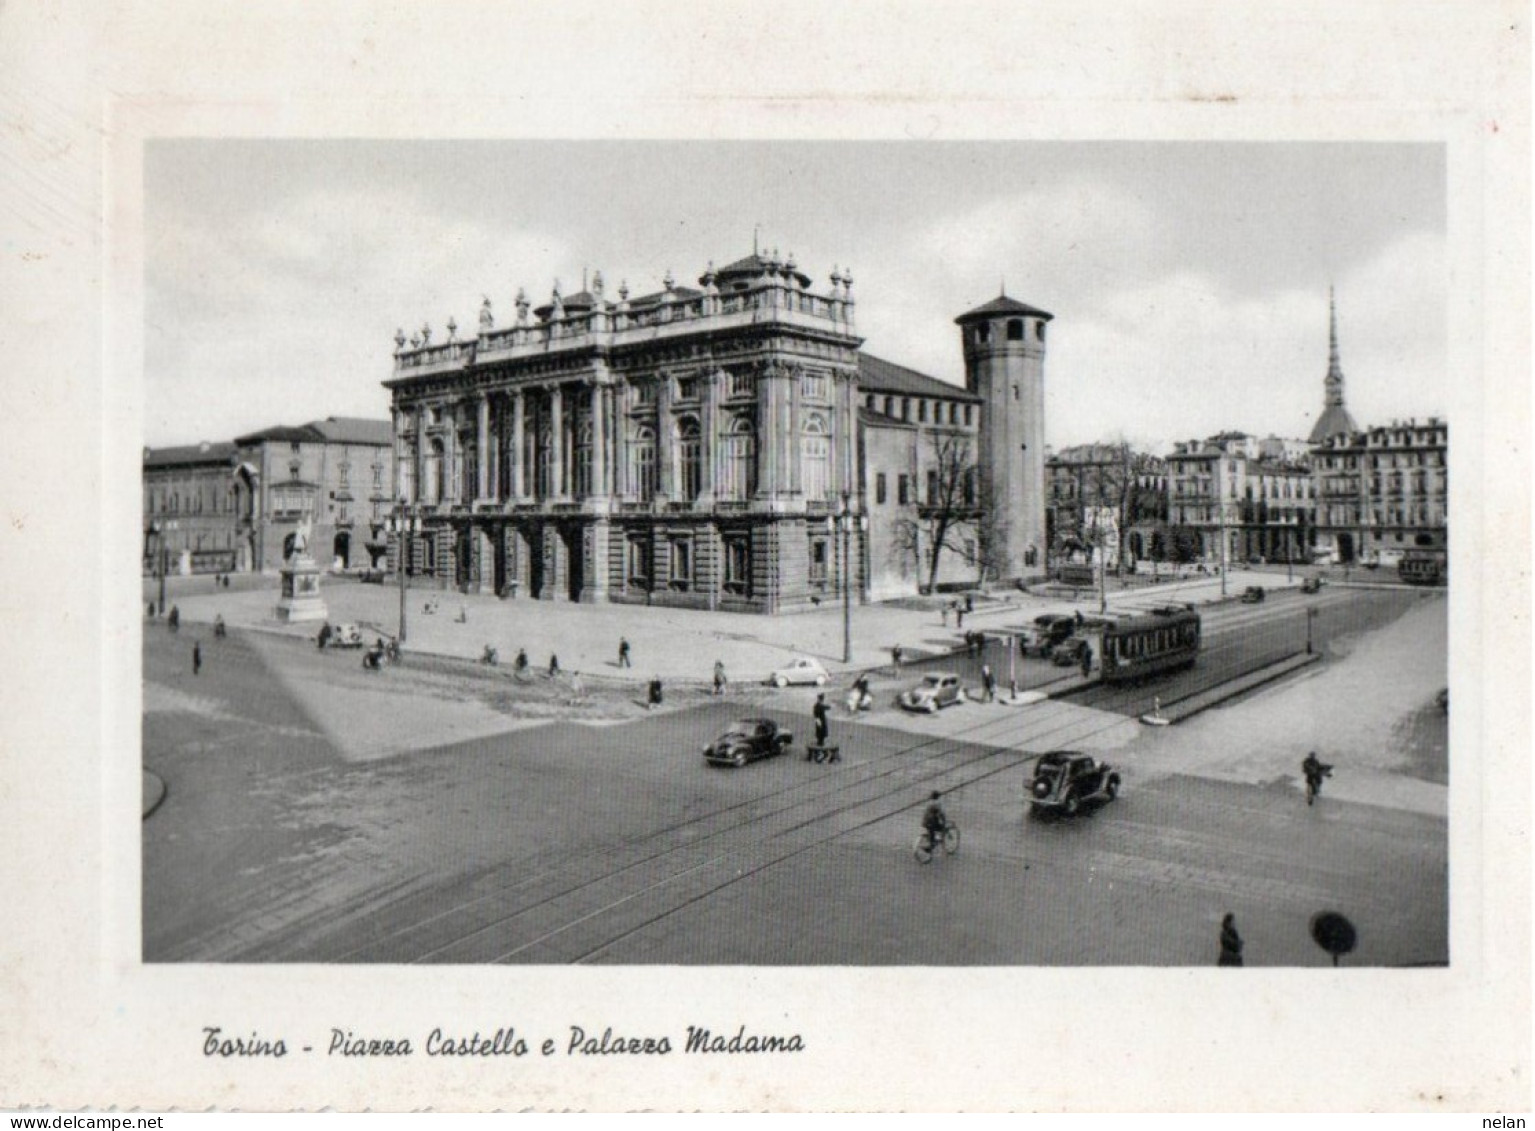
[383,255,866,612]
[383,253,1056,610]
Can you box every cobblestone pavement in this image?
[142,587,1446,966]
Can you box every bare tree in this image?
[892,431,1000,593]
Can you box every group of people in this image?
[939,595,977,629]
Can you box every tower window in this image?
[964,405,974,427]
[1035,321,1046,342]
[976,323,991,344]
[1007,319,1024,341]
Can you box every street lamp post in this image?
[840,491,853,665]
[391,502,418,644]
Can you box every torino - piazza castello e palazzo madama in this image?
[384,253,869,613]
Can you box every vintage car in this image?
[1240,586,1266,604]
[1028,751,1121,816]
[1300,576,1323,594]
[899,672,966,713]
[1050,636,1090,667]
[703,718,794,767]
[1026,614,1077,656]
[767,657,830,688]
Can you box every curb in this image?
[1138,652,1322,725]
[142,768,167,819]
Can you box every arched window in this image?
[425,438,445,503]
[723,415,757,500]
[801,414,830,501]
[678,416,703,502]
[631,424,657,501]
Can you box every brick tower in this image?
[955,293,1052,580]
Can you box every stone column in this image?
[550,386,565,499]
[656,376,674,500]
[512,391,526,500]
[699,368,719,504]
[788,364,803,495]
[415,406,428,503]
[476,394,490,501]
[590,381,607,502]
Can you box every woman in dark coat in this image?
[1218,913,1244,966]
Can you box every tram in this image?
[1398,551,1447,587]
[1093,604,1202,684]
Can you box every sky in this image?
[143,141,1445,454]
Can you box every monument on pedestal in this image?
[276,517,328,623]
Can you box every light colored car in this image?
[899,672,966,713]
[768,657,830,688]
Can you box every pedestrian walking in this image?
[965,594,974,615]
[214,614,226,638]
[955,606,965,629]
[941,604,949,628]
[514,648,529,673]
[981,663,996,702]
[569,670,585,702]
[318,622,332,650]
[548,653,560,677]
[1217,913,1244,967]
[192,641,202,676]
[1080,642,1093,679]
[618,637,632,668]
[891,644,904,668]
[712,660,727,696]
[147,601,155,619]
[813,693,831,748]
[647,676,663,710]
[167,605,180,632]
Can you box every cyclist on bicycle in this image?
[922,791,950,842]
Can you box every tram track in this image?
[225,589,1422,964]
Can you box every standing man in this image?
[1080,642,1093,680]
[192,641,202,677]
[813,693,831,752]
[618,637,632,668]
[981,663,996,703]
[712,660,727,696]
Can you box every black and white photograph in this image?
[139,140,1451,968]
[2,0,1527,1116]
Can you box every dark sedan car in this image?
[1027,614,1077,655]
[703,718,794,767]
[1028,751,1121,816]
[1240,586,1266,604]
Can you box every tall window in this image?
[678,416,702,501]
[875,472,887,505]
[425,438,445,503]
[669,537,693,591]
[801,415,830,501]
[573,420,593,498]
[460,439,476,501]
[627,535,652,589]
[723,535,751,596]
[809,537,829,589]
[927,469,939,505]
[631,424,657,501]
[723,416,756,500]
[898,474,910,505]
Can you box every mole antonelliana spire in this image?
[1308,285,1361,444]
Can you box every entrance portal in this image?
[333,531,351,569]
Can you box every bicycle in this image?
[913,822,961,863]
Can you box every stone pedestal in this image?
[276,554,328,623]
